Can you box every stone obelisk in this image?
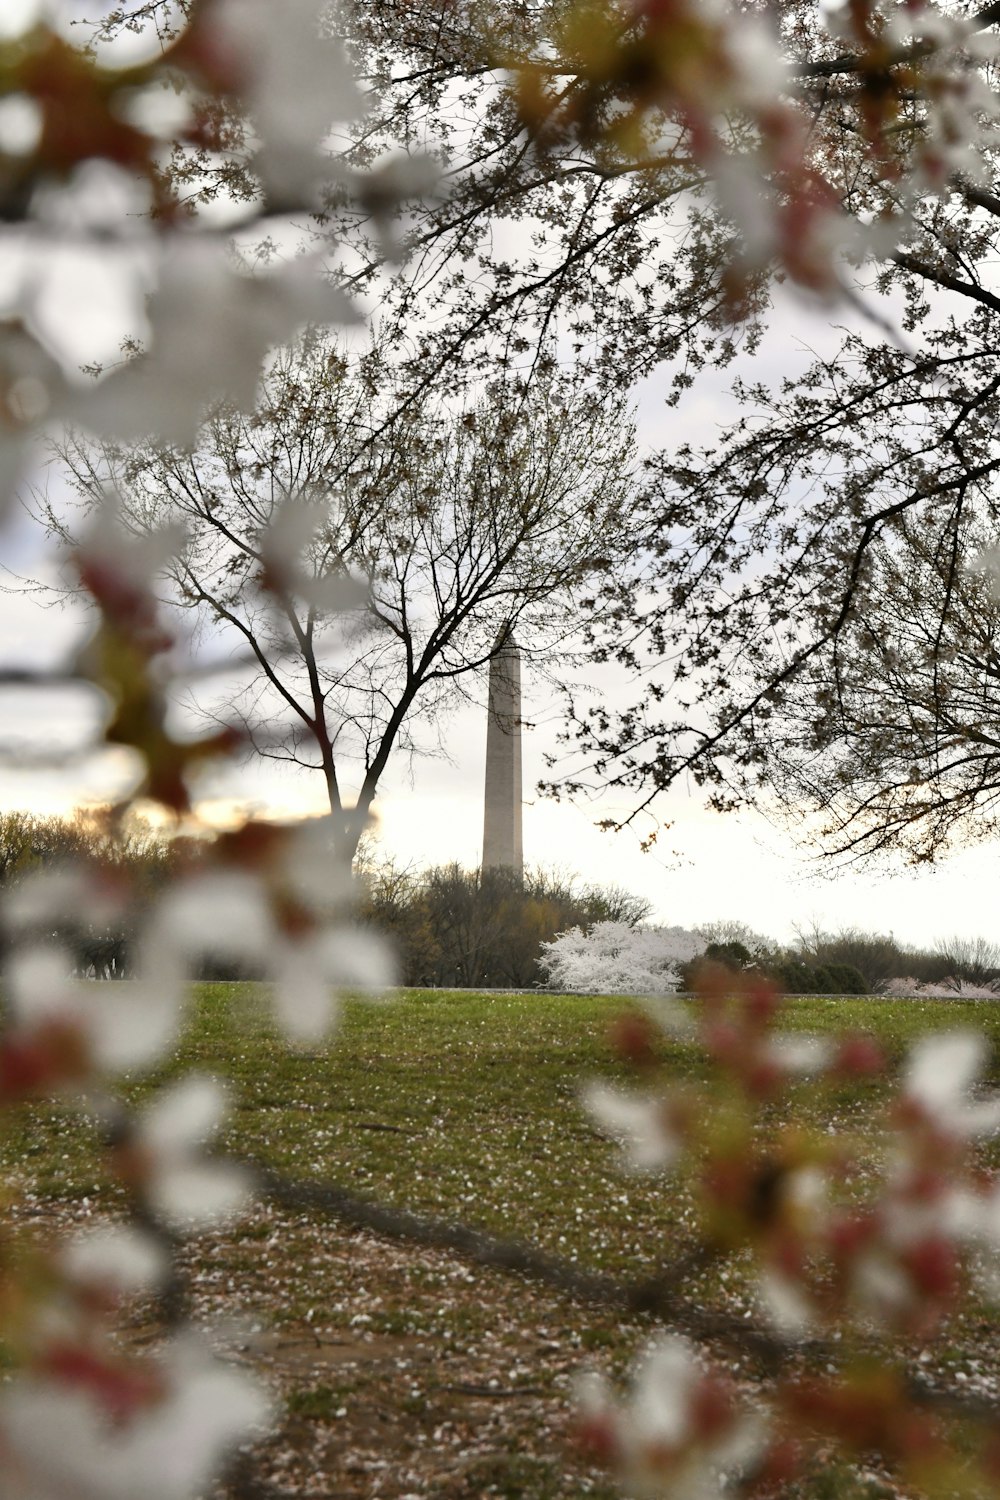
[482,634,523,877]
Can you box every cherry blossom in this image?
[60,1226,168,1304]
[3,940,183,1076]
[128,1074,252,1230]
[901,1029,1000,1140]
[80,248,355,447]
[0,322,70,522]
[188,0,364,205]
[577,1336,767,1499]
[152,818,394,1045]
[257,495,370,615]
[0,1337,272,1500]
[540,921,702,994]
[581,1079,687,1171]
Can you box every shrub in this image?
[823,962,869,995]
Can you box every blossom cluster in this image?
[2,1221,272,1500]
[884,974,1000,999]
[578,967,1000,1494]
[0,7,405,1493]
[513,0,1000,305]
[0,488,395,1496]
[0,0,429,516]
[539,920,702,995]
[577,1335,773,1500]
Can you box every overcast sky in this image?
[8,548,996,956]
[1,17,996,952]
[4,279,999,955]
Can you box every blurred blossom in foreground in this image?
[80,249,355,448]
[186,0,365,205]
[0,0,418,511]
[130,1074,252,1230]
[60,1225,169,1303]
[154,815,395,1044]
[901,1029,1000,1140]
[3,939,182,1079]
[581,1079,686,1172]
[577,1336,767,1499]
[0,1337,272,1500]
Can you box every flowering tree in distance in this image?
[6,3,1000,1500]
[540,921,702,995]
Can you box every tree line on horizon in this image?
[3,808,997,996]
[683,921,1000,998]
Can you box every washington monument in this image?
[482,635,523,876]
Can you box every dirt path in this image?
[12,1192,1000,1499]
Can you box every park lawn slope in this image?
[6,985,1000,1499]
[9,985,1000,1262]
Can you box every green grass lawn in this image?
[9,985,1000,1251]
[6,986,1000,1498]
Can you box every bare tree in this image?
[697,513,1000,868]
[695,918,773,954]
[934,934,1000,988]
[42,333,641,856]
[791,924,905,994]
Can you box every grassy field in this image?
[6,986,1000,1498]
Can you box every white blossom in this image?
[0,1341,272,1500]
[317,923,395,991]
[153,870,274,969]
[271,925,395,1042]
[577,1337,767,1500]
[271,936,338,1043]
[61,1226,167,1300]
[206,0,362,203]
[74,489,187,596]
[274,813,359,911]
[721,13,790,109]
[765,1034,833,1075]
[760,1267,815,1335]
[0,321,71,520]
[959,546,1000,591]
[150,842,394,1045]
[4,863,126,934]
[257,495,370,614]
[136,1074,252,1229]
[904,1029,1000,1137]
[540,921,702,996]
[642,994,698,1040]
[5,942,183,1073]
[81,247,354,445]
[849,1248,914,1323]
[32,160,153,234]
[710,154,776,260]
[581,1080,684,1172]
